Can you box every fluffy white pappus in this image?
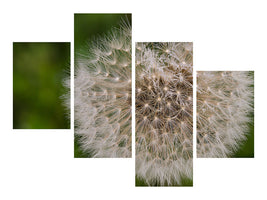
[136,42,193,186]
[74,20,132,158]
[61,74,71,120]
[197,71,254,157]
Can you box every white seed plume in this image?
[136,42,193,186]
[74,21,132,157]
[197,71,254,157]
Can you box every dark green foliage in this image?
[13,42,70,129]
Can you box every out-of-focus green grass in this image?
[74,13,131,158]
[13,42,70,129]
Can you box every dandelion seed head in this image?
[74,19,132,158]
[197,71,254,158]
[135,42,193,186]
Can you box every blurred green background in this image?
[234,113,254,158]
[74,13,131,53]
[13,42,70,129]
[74,14,131,158]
